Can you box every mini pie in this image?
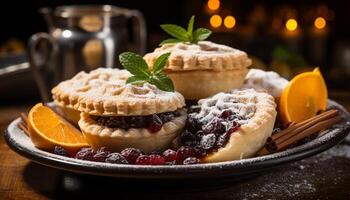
[144,41,252,100]
[181,89,276,162]
[52,68,186,153]
[242,68,289,99]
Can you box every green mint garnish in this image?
[119,52,174,92]
[160,15,212,46]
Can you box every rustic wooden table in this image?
[1,96,350,200]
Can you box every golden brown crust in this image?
[78,109,187,153]
[144,41,251,72]
[52,68,185,116]
[167,68,248,100]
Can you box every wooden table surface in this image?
[1,97,350,200]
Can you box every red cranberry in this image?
[194,146,207,157]
[180,130,197,144]
[215,132,230,148]
[202,118,225,134]
[53,146,68,156]
[93,152,108,162]
[200,133,216,150]
[183,157,200,165]
[75,148,95,161]
[149,155,165,165]
[135,155,151,165]
[227,121,240,134]
[176,146,197,163]
[92,147,110,162]
[162,149,177,162]
[186,117,202,132]
[147,115,163,133]
[105,153,128,164]
[220,110,232,119]
[121,148,143,164]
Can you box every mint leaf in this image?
[126,76,147,85]
[160,24,190,41]
[119,52,150,78]
[193,28,212,42]
[150,73,174,92]
[187,15,195,35]
[159,15,212,45]
[159,38,181,46]
[153,53,171,74]
[119,51,175,92]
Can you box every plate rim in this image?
[4,100,350,179]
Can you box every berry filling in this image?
[179,107,245,158]
[90,109,182,133]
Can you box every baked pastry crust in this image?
[79,109,187,153]
[168,69,248,100]
[52,68,185,116]
[144,41,251,72]
[195,89,277,162]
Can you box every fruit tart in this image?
[143,16,251,100]
[180,88,277,162]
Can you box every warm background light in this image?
[210,15,222,28]
[314,17,326,29]
[224,16,236,29]
[285,19,298,31]
[207,0,220,11]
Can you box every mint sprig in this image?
[119,52,174,92]
[160,15,212,45]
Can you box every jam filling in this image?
[179,106,246,157]
[90,109,181,133]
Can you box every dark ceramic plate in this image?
[4,100,350,180]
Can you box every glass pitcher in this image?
[28,5,146,102]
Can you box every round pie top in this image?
[144,41,252,72]
[194,89,276,133]
[242,69,289,98]
[52,68,185,116]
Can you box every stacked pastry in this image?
[52,68,186,153]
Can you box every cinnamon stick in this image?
[18,122,30,136]
[275,109,338,145]
[277,115,341,151]
[257,109,341,156]
[20,112,28,125]
[271,122,297,140]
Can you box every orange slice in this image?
[280,68,328,123]
[27,103,89,152]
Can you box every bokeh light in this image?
[314,17,326,29]
[210,15,222,28]
[224,16,236,29]
[285,19,298,31]
[207,0,220,11]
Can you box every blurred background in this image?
[1,0,350,104]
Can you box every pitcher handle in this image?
[28,32,57,102]
[128,10,147,54]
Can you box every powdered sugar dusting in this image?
[156,41,243,55]
[193,90,258,124]
[55,68,180,100]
